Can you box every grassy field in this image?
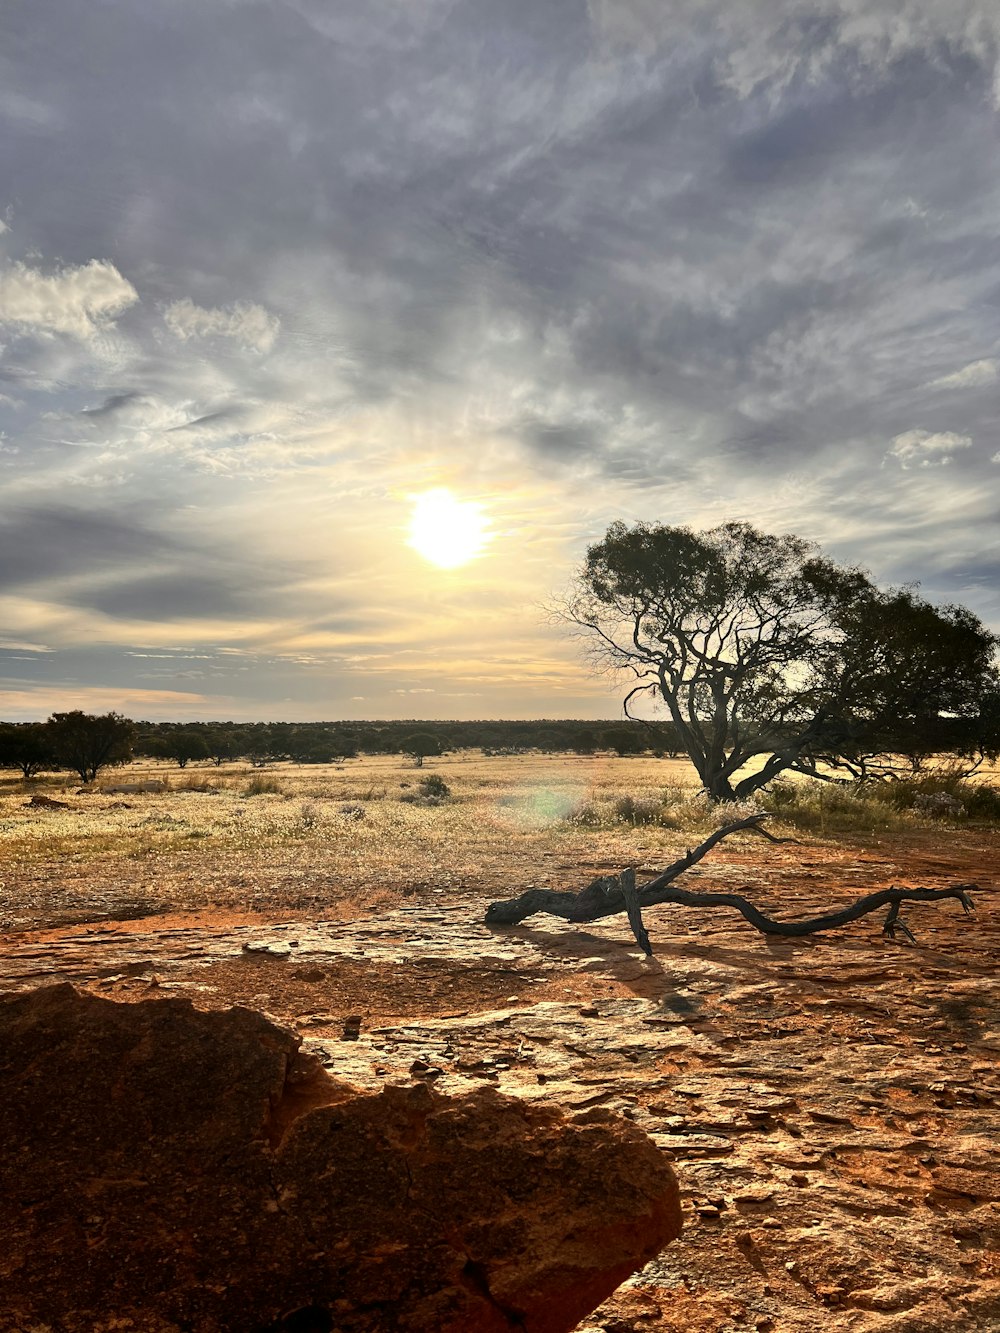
[1,749,997,931]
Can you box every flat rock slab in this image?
[0,983,681,1333]
[2,882,1000,1332]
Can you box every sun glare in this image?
[407,488,489,568]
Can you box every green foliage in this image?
[570,520,999,803]
[0,722,53,779]
[863,772,1000,821]
[164,730,211,768]
[601,726,646,756]
[401,732,444,767]
[46,711,135,784]
[419,773,451,798]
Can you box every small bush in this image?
[338,802,365,820]
[912,791,966,819]
[865,772,1000,822]
[756,779,914,833]
[613,793,663,825]
[419,774,451,799]
[175,776,218,793]
[300,799,321,828]
[707,798,761,828]
[243,773,282,797]
[565,798,604,826]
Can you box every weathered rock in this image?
[0,984,682,1333]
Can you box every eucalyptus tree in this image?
[46,711,135,785]
[566,521,998,802]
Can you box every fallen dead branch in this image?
[484,814,977,955]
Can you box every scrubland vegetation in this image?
[1,748,997,932]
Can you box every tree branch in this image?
[484,816,977,952]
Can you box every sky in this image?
[1,0,999,722]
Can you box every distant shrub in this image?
[865,772,1000,822]
[300,799,321,828]
[419,773,451,799]
[565,798,603,826]
[613,793,663,825]
[338,802,365,820]
[243,773,282,797]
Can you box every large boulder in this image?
[0,984,682,1332]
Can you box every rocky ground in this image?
[2,821,998,1332]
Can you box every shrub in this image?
[613,793,663,825]
[707,797,761,828]
[864,771,1000,822]
[243,773,283,797]
[419,773,451,799]
[912,791,966,819]
[756,780,914,833]
[565,798,604,826]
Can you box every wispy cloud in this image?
[163,299,279,353]
[888,429,974,469]
[930,358,999,390]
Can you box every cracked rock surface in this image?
[1,825,999,1333]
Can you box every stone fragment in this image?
[0,984,682,1333]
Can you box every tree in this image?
[401,732,443,768]
[599,725,646,756]
[162,729,210,768]
[47,711,135,784]
[566,520,999,802]
[0,722,53,779]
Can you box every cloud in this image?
[930,358,999,390]
[0,259,138,338]
[888,429,973,468]
[163,299,279,353]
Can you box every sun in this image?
[407,488,489,568]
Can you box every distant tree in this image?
[565,520,999,802]
[201,727,248,766]
[162,729,211,768]
[47,711,135,784]
[0,722,53,779]
[599,726,646,756]
[401,732,443,768]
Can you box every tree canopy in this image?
[47,711,135,785]
[567,520,999,801]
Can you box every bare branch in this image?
[484,817,977,952]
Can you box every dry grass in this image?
[1,750,997,930]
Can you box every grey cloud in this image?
[86,571,260,622]
[79,391,147,418]
[2,0,1000,714]
[0,506,179,591]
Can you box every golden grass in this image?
[1,750,996,929]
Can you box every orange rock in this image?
[0,984,681,1332]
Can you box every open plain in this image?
[1,751,998,1332]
